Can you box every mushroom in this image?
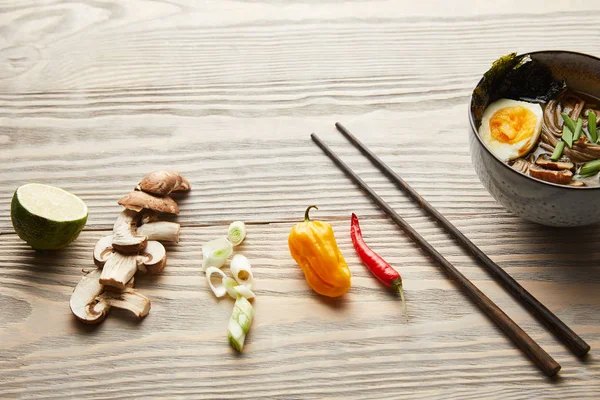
[70,268,150,323]
[529,164,573,185]
[112,209,147,254]
[98,288,151,318]
[137,241,167,275]
[511,158,532,174]
[93,235,115,267]
[118,191,179,215]
[535,154,575,171]
[137,221,180,243]
[137,170,191,196]
[94,221,178,268]
[99,253,138,289]
[96,238,167,288]
[70,170,188,325]
[70,268,109,324]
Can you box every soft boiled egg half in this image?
[479,98,543,161]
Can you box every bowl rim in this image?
[468,50,600,191]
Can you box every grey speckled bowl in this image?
[469,51,600,227]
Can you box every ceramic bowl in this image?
[468,51,600,227]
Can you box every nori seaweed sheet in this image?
[471,53,566,127]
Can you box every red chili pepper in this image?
[350,213,407,320]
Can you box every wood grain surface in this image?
[1,0,599,398]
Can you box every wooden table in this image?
[1,1,599,398]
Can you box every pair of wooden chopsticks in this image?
[311,123,591,378]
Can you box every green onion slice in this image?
[573,118,583,141]
[551,141,565,161]
[230,254,254,289]
[223,276,239,299]
[206,267,228,298]
[562,125,574,148]
[228,295,254,352]
[234,285,255,300]
[589,112,597,143]
[562,113,577,132]
[202,237,233,270]
[579,159,600,177]
[227,221,247,247]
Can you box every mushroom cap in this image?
[93,235,114,267]
[137,170,191,196]
[70,269,109,324]
[118,191,179,215]
[137,241,167,275]
[112,209,148,254]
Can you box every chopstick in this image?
[311,133,561,377]
[334,122,590,359]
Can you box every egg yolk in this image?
[489,106,537,144]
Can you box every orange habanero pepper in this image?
[288,205,351,297]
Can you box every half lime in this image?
[11,183,88,250]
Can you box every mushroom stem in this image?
[99,253,138,289]
[98,288,151,318]
[137,222,180,243]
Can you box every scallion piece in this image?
[227,295,254,352]
[227,221,246,247]
[230,254,254,289]
[234,285,256,300]
[223,276,239,299]
[202,237,233,270]
[206,267,228,298]
[579,159,600,177]
[589,111,597,143]
[573,118,583,141]
[562,125,574,148]
[551,141,565,161]
[562,113,577,132]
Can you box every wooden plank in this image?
[0,223,599,399]
[1,0,599,398]
[0,108,500,231]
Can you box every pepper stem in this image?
[395,279,408,322]
[304,205,318,222]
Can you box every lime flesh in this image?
[11,183,88,250]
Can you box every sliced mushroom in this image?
[535,154,575,171]
[529,164,573,185]
[70,269,109,324]
[137,241,167,275]
[137,170,191,196]
[137,221,180,243]
[118,191,179,215]
[512,158,533,174]
[99,253,138,289]
[112,210,147,254]
[98,288,151,318]
[93,235,115,267]
[569,181,586,187]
